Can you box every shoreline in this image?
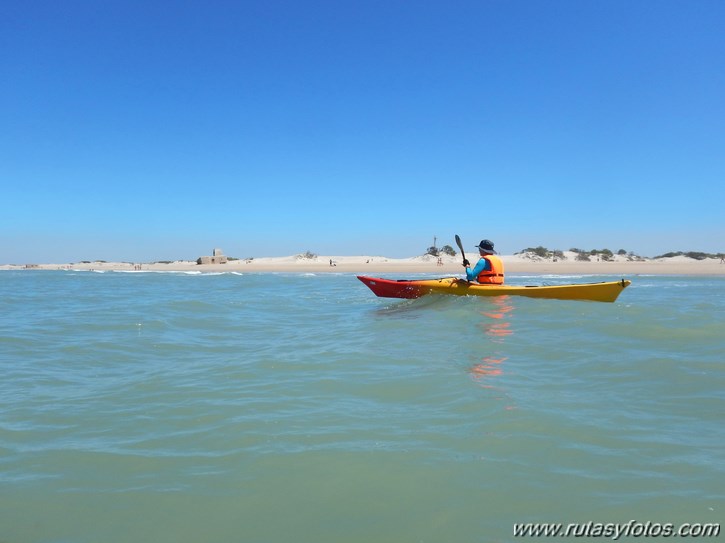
[3,254,725,276]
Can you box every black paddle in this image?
[455,234,468,267]
[455,235,470,283]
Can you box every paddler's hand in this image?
[462,259,470,267]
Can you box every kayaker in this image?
[463,239,505,284]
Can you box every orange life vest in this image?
[477,255,505,284]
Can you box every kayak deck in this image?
[357,276,631,303]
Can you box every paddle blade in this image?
[455,235,465,260]
[454,234,468,268]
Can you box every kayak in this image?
[357,276,631,303]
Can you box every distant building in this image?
[197,248,228,265]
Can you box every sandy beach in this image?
[3,252,724,276]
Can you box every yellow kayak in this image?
[357,276,631,303]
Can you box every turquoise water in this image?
[1,270,723,542]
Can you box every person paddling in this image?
[463,239,505,284]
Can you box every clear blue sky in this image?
[2,0,724,263]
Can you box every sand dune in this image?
[4,251,724,275]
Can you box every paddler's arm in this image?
[465,258,489,282]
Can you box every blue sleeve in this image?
[466,258,490,281]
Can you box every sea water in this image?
[0,270,723,542]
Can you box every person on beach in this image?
[463,239,505,284]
